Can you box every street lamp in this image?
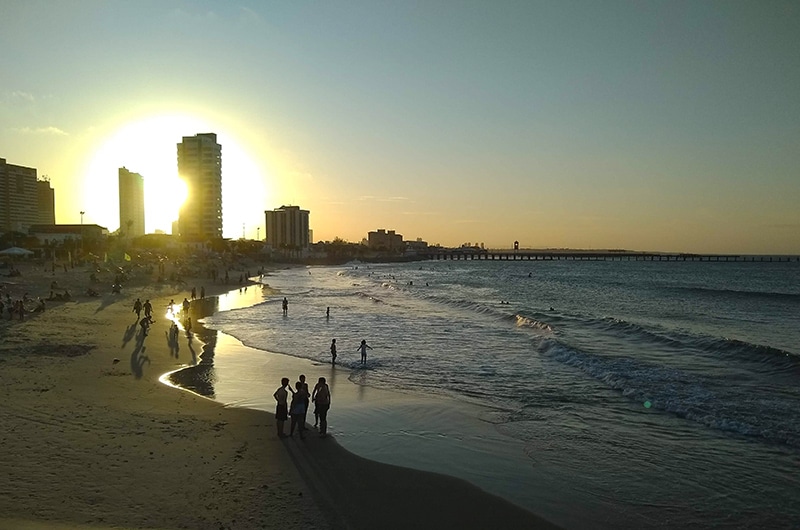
[79,211,85,254]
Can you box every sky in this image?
[1,0,798,254]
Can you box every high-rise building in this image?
[36,178,55,225]
[264,205,310,249]
[177,133,222,241]
[118,167,145,237]
[0,157,39,233]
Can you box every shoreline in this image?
[167,275,566,528]
[0,260,561,529]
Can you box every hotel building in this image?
[118,167,145,237]
[177,133,222,241]
[1,157,42,233]
[264,205,310,249]
[36,178,55,225]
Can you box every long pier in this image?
[424,250,799,262]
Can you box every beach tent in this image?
[0,246,34,257]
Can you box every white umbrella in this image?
[0,246,34,256]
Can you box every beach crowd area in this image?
[0,255,559,530]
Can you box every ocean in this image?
[188,259,800,529]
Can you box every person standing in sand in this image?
[273,377,293,438]
[313,377,331,437]
[289,381,309,439]
[357,339,372,365]
[297,374,310,429]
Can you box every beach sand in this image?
[0,259,560,529]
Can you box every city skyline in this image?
[1,2,799,254]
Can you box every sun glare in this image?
[82,114,270,238]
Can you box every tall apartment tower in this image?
[0,157,39,233]
[36,178,55,225]
[177,133,222,241]
[118,167,145,237]
[264,205,310,249]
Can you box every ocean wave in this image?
[582,316,798,372]
[677,286,800,302]
[540,339,800,448]
[355,291,384,303]
[513,314,554,332]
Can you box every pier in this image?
[424,249,799,262]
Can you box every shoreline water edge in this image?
[165,275,567,527]
[166,276,569,519]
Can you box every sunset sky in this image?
[2,1,798,253]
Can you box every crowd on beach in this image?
[273,374,332,439]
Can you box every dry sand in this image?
[0,259,561,529]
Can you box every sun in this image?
[82,113,270,237]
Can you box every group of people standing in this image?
[273,375,331,439]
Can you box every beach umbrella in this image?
[0,246,34,257]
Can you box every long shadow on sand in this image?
[121,321,137,348]
[130,330,150,379]
[167,297,219,397]
[94,293,124,313]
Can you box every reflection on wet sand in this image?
[168,296,219,397]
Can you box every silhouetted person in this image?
[357,339,372,365]
[330,338,337,365]
[289,381,309,439]
[273,377,292,438]
[313,377,331,437]
[282,297,288,316]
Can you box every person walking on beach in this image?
[182,297,190,314]
[143,299,153,321]
[330,338,337,365]
[273,377,292,438]
[133,298,142,320]
[313,377,331,437]
[289,381,309,438]
[282,297,288,316]
[357,339,372,365]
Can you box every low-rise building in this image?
[29,224,109,246]
[367,229,403,251]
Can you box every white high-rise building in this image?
[118,167,145,237]
[177,133,222,241]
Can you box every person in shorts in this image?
[273,377,292,438]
